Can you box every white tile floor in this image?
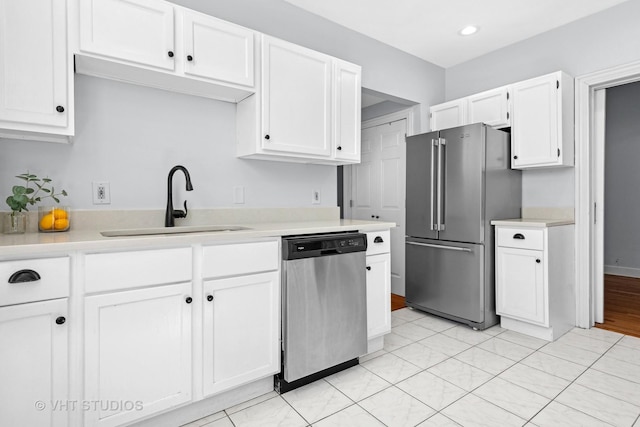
[183,308,640,427]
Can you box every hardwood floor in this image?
[391,293,406,311]
[595,274,640,338]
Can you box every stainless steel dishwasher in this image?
[276,232,368,393]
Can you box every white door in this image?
[0,0,68,127]
[182,11,254,87]
[79,0,175,71]
[84,283,192,427]
[496,247,547,325]
[202,272,280,397]
[366,253,391,338]
[511,73,559,168]
[261,36,332,157]
[350,119,406,295]
[0,299,68,427]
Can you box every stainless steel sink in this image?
[100,225,251,237]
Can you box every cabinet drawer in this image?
[202,240,279,279]
[85,248,192,293]
[497,227,544,250]
[365,230,390,256]
[0,257,69,306]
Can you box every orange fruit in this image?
[51,208,68,220]
[39,214,55,230]
[54,219,69,230]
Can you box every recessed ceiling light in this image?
[459,26,479,36]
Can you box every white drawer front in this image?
[85,248,192,293]
[0,257,70,306]
[202,240,279,279]
[497,227,544,251]
[365,230,390,256]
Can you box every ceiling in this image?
[283,0,630,68]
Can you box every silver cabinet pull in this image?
[406,241,472,252]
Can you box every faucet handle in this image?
[173,201,188,219]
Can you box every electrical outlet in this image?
[92,182,111,205]
[234,186,245,204]
[312,189,321,205]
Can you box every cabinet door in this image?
[496,247,547,326]
[262,36,332,157]
[511,73,560,168]
[80,0,175,71]
[0,0,68,127]
[467,86,510,128]
[429,99,466,131]
[182,11,254,87]
[0,299,68,427]
[84,283,192,427]
[203,272,279,397]
[366,253,391,339]
[333,60,361,162]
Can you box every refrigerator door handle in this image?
[406,241,472,252]
[437,138,446,231]
[430,139,437,231]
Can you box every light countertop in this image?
[491,218,575,228]
[0,219,395,258]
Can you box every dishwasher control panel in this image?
[282,232,367,260]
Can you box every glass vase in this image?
[3,212,27,234]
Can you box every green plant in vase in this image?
[4,172,68,234]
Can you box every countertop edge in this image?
[0,220,396,258]
[490,218,575,228]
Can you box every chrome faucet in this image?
[165,165,193,227]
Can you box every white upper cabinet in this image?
[0,0,73,142]
[182,11,254,87]
[467,86,510,128]
[333,59,362,162]
[76,0,256,102]
[261,36,332,157]
[79,0,175,70]
[511,71,574,169]
[237,35,362,165]
[429,99,466,131]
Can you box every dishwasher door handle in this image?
[406,241,472,253]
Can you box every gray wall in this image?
[445,0,640,209]
[604,81,640,271]
[0,0,444,210]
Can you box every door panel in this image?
[405,238,484,323]
[438,124,485,244]
[406,132,438,240]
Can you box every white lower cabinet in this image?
[0,298,68,427]
[363,230,391,353]
[366,253,391,339]
[203,271,280,397]
[494,222,575,341]
[496,247,545,325]
[84,282,192,427]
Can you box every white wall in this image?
[0,0,444,211]
[445,0,640,209]
[604,81,640,272]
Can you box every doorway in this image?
[343,108,415,297]
[575,59,640,329]
[594,81,640,337]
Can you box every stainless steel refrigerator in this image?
[405,123,521,330]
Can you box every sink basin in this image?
[100,225,251,237]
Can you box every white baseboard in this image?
[604,265,640,278]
